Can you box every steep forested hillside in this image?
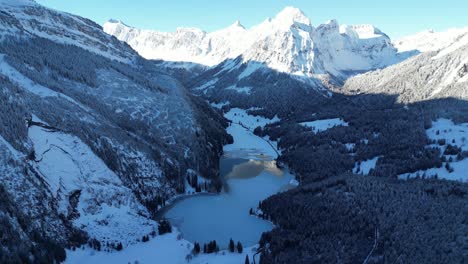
[0,1,228,262]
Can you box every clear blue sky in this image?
[37,0,468,39]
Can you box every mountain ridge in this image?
[104,6,402,80]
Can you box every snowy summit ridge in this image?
[104,6,401,79]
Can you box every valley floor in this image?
[67,231,257,264]
[66,107,282,264]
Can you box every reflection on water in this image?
[226,159,283,179]
[163,150,294,248]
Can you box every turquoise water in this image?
[163,151,294,248]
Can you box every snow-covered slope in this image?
[394,27,468,53]
[1,0,136,62]
[343,30,468,102]
[0,0,228,261]
[104,7,401,80]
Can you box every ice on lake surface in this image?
[163,150,294,248]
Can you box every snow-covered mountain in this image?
[104,7,412,116]
[394,27,468,53]
[104,7,402,80]
[0,0,228,261]
[344,30,468,102]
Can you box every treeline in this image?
[191,238,244,255]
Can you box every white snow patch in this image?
[398,118,468,182]
[353,156,380,175]
[194,78,219,90]
[300,118,348,133]
[238,62,263,80]
[345,143,356,152]
[67,231,258,264]
[398,159,468,182]
[226,85,252,94]
[427,118,468,152]
[210,101,230,109]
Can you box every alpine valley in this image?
[0,1,467,264]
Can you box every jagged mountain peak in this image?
[348,24,385,38]
[229,20,245,29]
[107,18,127,25]
[272,6,311,27]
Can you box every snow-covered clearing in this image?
[67,230,257,264]
[353,156,380,175]
[224,108,280,158]
[210,101,230,109]
[399,118,468,182]
[426,118,468,151]
[399,159,467,182]
[300,118,348,133]
[226,85,252,94]
[225,108,280,130]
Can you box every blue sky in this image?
[37,0,468,39]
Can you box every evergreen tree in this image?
[193,242,201,254]
[229,238,235,252]
[245,254,250,264]
[237,241,243,253]
[158,219,172,235]
[116,242,123,251]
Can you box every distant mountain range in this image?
[104,7,403,81]
[105,7,468,111]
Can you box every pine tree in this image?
[116,242,123,251]
[237,241,243,253]
[193,242,201,254]
[229,238,235,252]
[245,254,250,264]
[158,219,172,235]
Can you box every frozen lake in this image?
[163,150,294,248]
